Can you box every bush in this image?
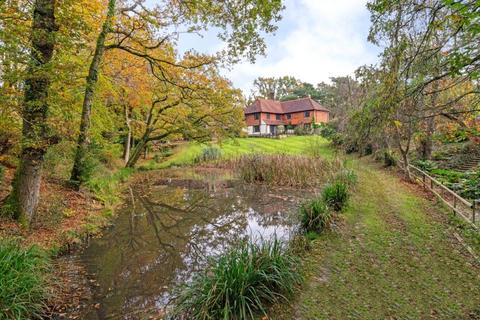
[0,165,4,184]
[194,146,222,163]
[318,123,336,139]
[384,150,396,167]
[322,181,349,211]
[0,241,51,319]
[294,125,309,136]
[412,159,437,172]
[299,198,331,233]
[331,132,344,146]
[174,238,302,320]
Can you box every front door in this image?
[270,125,276,135]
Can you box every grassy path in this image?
[284,159,480,320]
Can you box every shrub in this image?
[0,240,51,319]
[384,150,396,167]
[194,146,222,163]
[412,159,437,172]
[174,238,302,320]
[294,125,309,136]
[322,181,349,211]
[318,123,336,139]
[0,165,4,184]
[331,132,344,146]
[299,198,331,233]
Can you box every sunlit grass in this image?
[145,136,334,170]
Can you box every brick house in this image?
[245,97,330,135]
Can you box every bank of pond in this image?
[0,154,356,319]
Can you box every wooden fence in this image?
[406,164,478,230]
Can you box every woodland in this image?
[0,0,479,319]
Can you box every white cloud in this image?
[225,0,380,94]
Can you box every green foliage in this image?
[318,123,337,139]
[383,150,396,167]
[194,146,222,163]
[0,165,4,184]
[299,198,332,233]
[322,181,349,212]
[427,168,480,200]
[412,159,437,172]
[174,238,302,320]
[0,240,51,319]
[294,125,309,136]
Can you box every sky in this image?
[176,0,381,95]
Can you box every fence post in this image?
[453,197,457,216]
[473,200,478,225]
[422,172,426,189]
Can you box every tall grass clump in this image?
[334,168,358,188]
[299,198,331,233]
[174,238,302,320]
[321,181,349,211]
[0,241,51,319]
[233,154,339,187]
[194,146,222,163]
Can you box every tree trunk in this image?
[70,0,116,188]
[126,137,148,168]
[123,104,131,164]
[8,0,56,225]
[420,116,435,160]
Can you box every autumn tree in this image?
[70,0,285,188]
[124,54,244,168]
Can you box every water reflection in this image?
[80,170,305,319]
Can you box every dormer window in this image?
[254,113,260,120]
[266,113,270,119]
[304,111,310,117]
[276,114,281,120]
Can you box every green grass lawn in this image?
[143,136,335,169]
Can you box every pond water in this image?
[78,169,307,319]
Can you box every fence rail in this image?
[406,164,478,230]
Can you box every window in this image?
[276,114,281,120]
[286,114,292,119]
[266,113,270,119]
[304,111,310,117]
[254,113,260,120]
[253,125,260,133]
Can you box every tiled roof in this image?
[245,97,329,114]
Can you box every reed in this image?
[228,154,340,187]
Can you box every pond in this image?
[77,169,308,319]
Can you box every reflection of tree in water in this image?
[80,181,302,319]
